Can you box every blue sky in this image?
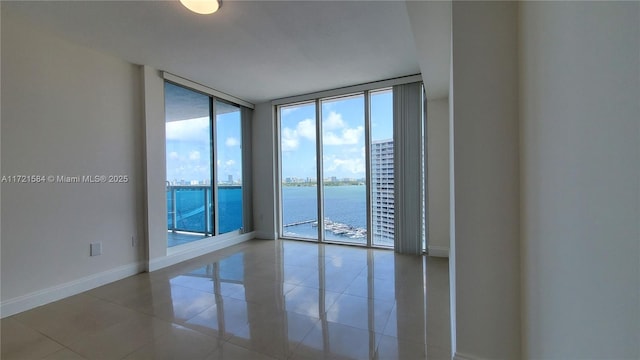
[164,84,392,183]
[280,89,392,180]
[166,110,242,184]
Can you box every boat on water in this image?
[309,218,366,239]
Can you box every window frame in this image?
[275,75,421,248]
[164,75,251,248]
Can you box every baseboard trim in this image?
[148,231,254,272]
[428,245,450,258]
[0,261,145,318]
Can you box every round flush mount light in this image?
[180,0,221,15]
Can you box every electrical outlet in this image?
[90,242,102,256]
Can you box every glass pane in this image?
[321,94,366,244]
[216,100,243,234]
[370,89,394,247]
[280,102,318,240]
[165,82,212,247]
[174,187,207,233]
[167,188,173,229]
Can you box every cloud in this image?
[321,111,363,146]
[225,159,236,166]
[189,151,201,161]
[225,137,240,147]
[281,127,300,151]
[323,111,345,130]
[325,156,365,175]
[281,111,362,150]
[169,151,180,160]
[296,119,316,140]
[166,116,210,142]
[281,118,315,152]
[323,126,364,145]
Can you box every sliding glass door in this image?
[165,82,246,248]
[165,82,213,244]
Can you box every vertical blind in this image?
[241,106,254,233]
[393,82,424,255]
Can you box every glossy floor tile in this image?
[1,239,450,360]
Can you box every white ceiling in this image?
[3,0,451,104]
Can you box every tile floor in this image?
[1,239,451,360]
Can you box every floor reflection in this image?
[3,239,450,360]
[154,240,450,359]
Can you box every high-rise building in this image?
[371,139,394,244]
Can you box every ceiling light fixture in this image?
[180,0,221,15]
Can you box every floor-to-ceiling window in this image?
[369,89,394,247]
[280,102,319,240]
[321,94,366,245]
[165,81,247,248]
[277,83,401,248]
[215,100,243,234]
[165,82,213,245]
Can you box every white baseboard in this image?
[1,232,259,318]
[253,231,276,240]
[428,245,450,258]
[148,231,255,272]
[0,261,145,318]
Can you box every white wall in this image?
[520,2,640,358]
[1,11,145,314]
[451,2,521,358]
[1,3,4,293]
[427,98,450,257]
[251,102,277,240]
